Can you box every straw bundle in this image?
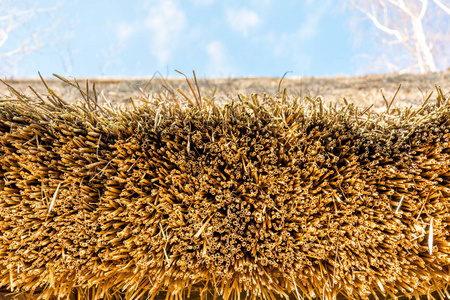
[0,76,450,300]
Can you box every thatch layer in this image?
[0,78,450,300]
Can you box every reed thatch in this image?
[0,75,450,300]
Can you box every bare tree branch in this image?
[433,0,450,14]
[418,0,428,20]
[365,11,403,41]
[348,0,447,73]
[0,1,62,75]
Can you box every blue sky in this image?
[3,0,365,78]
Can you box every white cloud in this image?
[206,41,235,76]
[250,0,272,8]
[260,0,332,74]
[145,0,187,66]
[295,2,331,40]
[116,22,136,44]
[226,8,260,36]
[193,0,214,6]
[268,0,332,48]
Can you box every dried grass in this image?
[0,75,450,300]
